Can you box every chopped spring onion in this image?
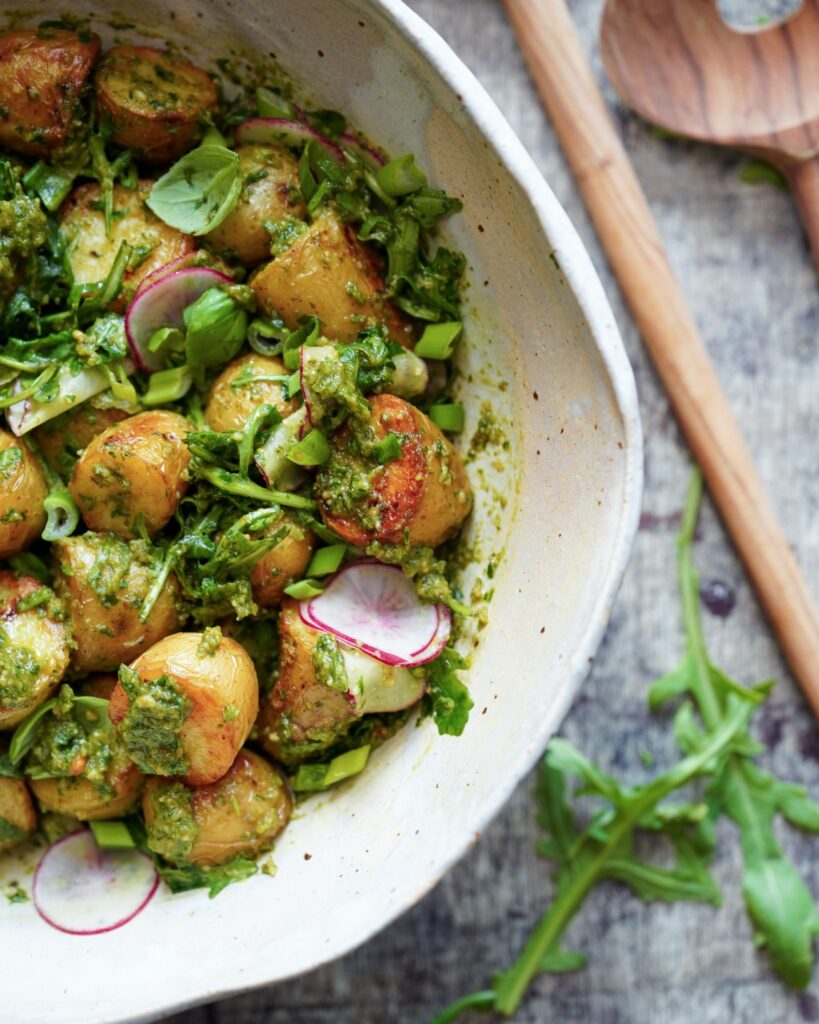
[287,371,301,399]
[414,321,462,360]
[102,362,137,405]
[148,326,184,355]
[256,86,294,119]
[375,154,427,198]
[287,428,330,466]
[22,161,75,212]
[42,488,80,542]
[89,820,135,850]
[283,578,325,600]
[292,745,372,792]
[97,241,133,309]
[142,365,193,406]
[429,403,465,433]
[305,544,346,577]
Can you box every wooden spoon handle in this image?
[503,0,819,713]
[784,158,819,270]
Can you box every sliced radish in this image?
[125,267,233,372]
[7,360,133,436]
[33,830,158,935]
[235,118,343,163]
[340,131,387,167]
[300,561,450,667]
[340,646,426,714]
[134,252,208,298]
[255,406,308,489]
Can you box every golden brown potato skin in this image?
[0,572,70,730]
[95,46,217,162]
[257,598,354,765]
[60,181,194,309]
[143,749,291,867]
[52,533,182,673]
[0,776,36,852]
[0,429,47,559]
[204,352,296,433]
[317,393,472,548]
[30,757,143,822]
[0,29,100,157]
[70,410,191,539]
[109,631,259,786]
[251,516,315,608]
[206,144,305,265]
[34,405,128,476]
[251,210,410,344]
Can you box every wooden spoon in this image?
[600,0,819,265]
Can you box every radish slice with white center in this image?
[236,118,344,163]
[33,830,158,935]
[340,646,426,714]
[125,267,233,372]
[300,561,449,667]
[134,252,206,298]
[255,406,308,489]
[7,360,134,436]
[340,131,387,167]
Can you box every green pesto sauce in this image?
[365,540,453,604]
[0,627,40,710]
[311,634,348,692]
[265,216,307,256]
[467,403,508,462]
[0,188,46,287]
[197,625,223,657]
[117,666,191,776]
[145,781,198,865]
[85,533,133,608]
[25,684,114,788]
[0,446,22,482]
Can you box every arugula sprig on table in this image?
[433,469,819,1022]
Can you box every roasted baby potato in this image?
[257,598,354,765]
[52,532,182,673]
[95,46,218,162]
[0,776,36,852]
[143,748,291,867]
[0,429,48,559]
[251,209,410,344]
[0,572,69,730]
[109,629,259,786]
[0,28,100,157]
[251,515,315,608]
[204,351,296,433]
[206,144,305,265]
[60,181,194,308]
[29,749,143,822]
[34,404,128,476]
[70,410,191,539]
[317,393,472,547]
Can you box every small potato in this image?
[0,429,47,559]
[251,515,315,608]
[0,572,69,730]
[60,181,194,308]
[317,393,472,548]
[204,351,296,433]
[109,629,259,786]
[95,46,217,162]
[206,144,306,265]
[70,410,191,539]
[52,533,182,673]
[251,209,410,344]
[30,755,143,822]
[34,404,128,476]
[0,776,36,852]
[143,749,291,867]
[257,598,354,765]
[0,28,100,157]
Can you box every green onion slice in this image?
[89,820,136,850]
[414,321,462,360]
[293,745,372,792]
[42,488,80,542]
[256,87,294,119]
[283,578,325,600]
[429,403,465,433]
[375,154,427,198]
[305,544,346,578]
[287,428,331,466]
[142,365,193,406]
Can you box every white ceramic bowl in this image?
[0,2,642,1021]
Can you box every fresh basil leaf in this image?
[147,144,242,235]
[426,647,472,737]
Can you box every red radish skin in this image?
[134,252,207,297]
[33,830,159,935]
[340,131,387,167]
[235,118,343,162]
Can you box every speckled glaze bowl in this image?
[0,2,642,1021]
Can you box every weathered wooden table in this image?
[167,1,819,1021]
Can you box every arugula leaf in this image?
[156,854,258,898]
[426,648,473,736]
[147,144,242,235]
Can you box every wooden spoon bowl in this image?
[601,0,819,264]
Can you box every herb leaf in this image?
[147,144,242,235]
[426,648,472,736]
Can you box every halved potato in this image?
[204,352,296,433]
[0,776,36,852]
[0,28,100,157]
[0,429,47,560]
[95,45,218,162]
[34,404,128,476]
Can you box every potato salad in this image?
[0,22,474,912]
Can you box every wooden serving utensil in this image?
[502,0,819,717]
[600,0,819,266]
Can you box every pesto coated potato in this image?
[109,629,259,786]
[251,515,315,608]
[0,28,100,157]
[257,598,354,765]
[0,572,69,730]
[60,181,194,309]
[206,144,306,265]
[52,532,182,673]
[142,748,291,867]
[0,429,48,560]
[95,46,218,162]
[317,393,472,548]
[34,404,128,476]
[0,775,36,852]
[204,351,296,433]
[251,209,410,344]
[70,410,191,539]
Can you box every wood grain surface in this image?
[164,1,819,1021]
